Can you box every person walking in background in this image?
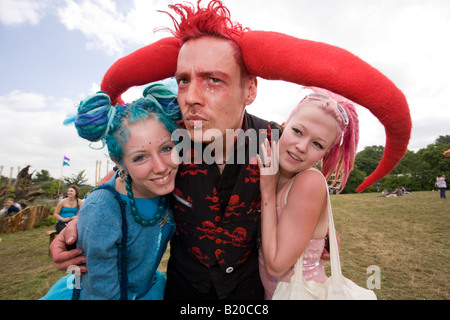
[435,174,447,199]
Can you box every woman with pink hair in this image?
[257,87,359,299]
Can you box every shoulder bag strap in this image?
[284,167,344,282]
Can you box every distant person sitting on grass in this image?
[0,198,20,218]
[383,187,410,198]
[52,186,83,233]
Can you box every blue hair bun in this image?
[75,91,112,142]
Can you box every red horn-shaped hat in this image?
[101,37,181,106]
[100,32,411,192]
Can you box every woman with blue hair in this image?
[41,83,182,300]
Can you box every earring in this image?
[118,168,127,179]
[339,131,345,146]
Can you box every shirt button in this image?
[216,227,223,233]
[215,239,222,244]
[226,267,234,273]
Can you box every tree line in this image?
[0,169,91,200]
[343,135,450,193]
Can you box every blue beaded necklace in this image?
[125,175,170,227]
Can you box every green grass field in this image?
[0,191,448,300]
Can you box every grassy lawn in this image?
[0,191,448,300]
[330,190,449,299]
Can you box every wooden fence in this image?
[0,205,50,233]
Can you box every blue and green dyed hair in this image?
[69,83,181,164]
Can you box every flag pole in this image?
[57,163,64,195]
[95,160,99,185]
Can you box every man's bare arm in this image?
[50,220,87,273]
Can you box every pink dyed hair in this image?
[288,87,359,192]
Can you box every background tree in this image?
[40,180,61,198]
[341,166,366,193]
[339,135,449,193]
[0,166,45,208]
[414,140,450,190]
[62,170,88,186]
[354,145,384,177]
[435,135,450,145]
[33,169,53,182]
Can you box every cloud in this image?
[0,90,108,184]
[0,90,48,112]
[56,0,173,56]
[0,0,46,26]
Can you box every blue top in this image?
[57,207,78,222]
[76,172,175,300]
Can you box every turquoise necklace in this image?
[125,175,171,227]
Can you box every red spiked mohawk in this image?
[159,0,247,45]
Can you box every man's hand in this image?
[50,220,86,273]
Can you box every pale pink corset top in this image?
[258,205,328,300]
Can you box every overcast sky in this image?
[0,0,449,185]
